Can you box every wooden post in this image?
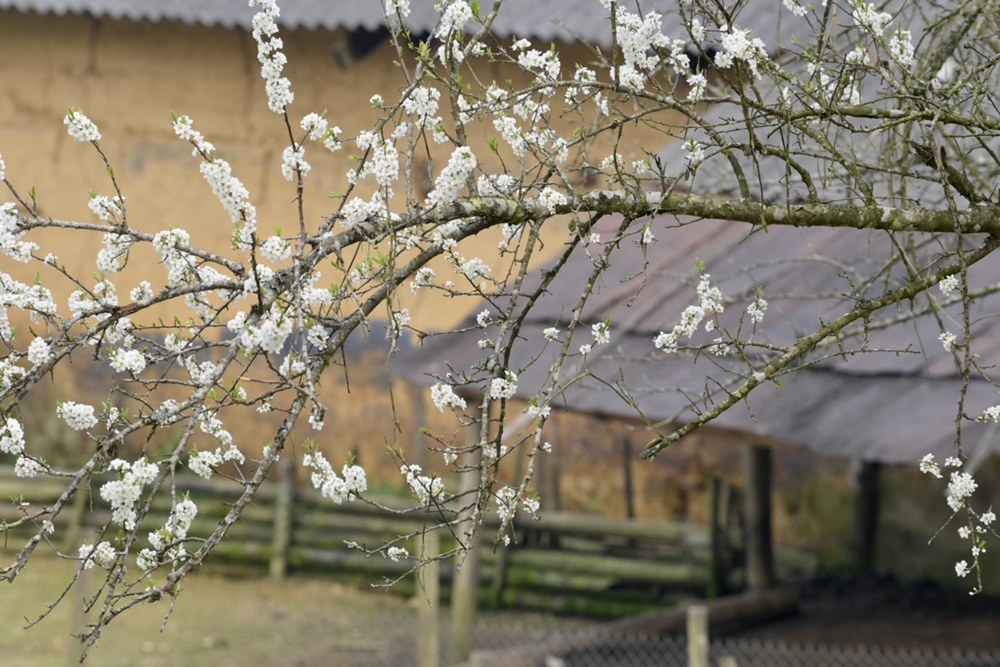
[62,483,89,554]
[687,604,709,667]
[742,444,773,591]
[621,434,635,521]
[708,477,724,598]
[409,382,428,471]
[449,430,483,665]
[416,528,440,667]
[269,454,294,581]
[849,460,882,574]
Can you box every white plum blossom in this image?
[889,29,915,68]
[747,296,767,324]
[538,187,567,214]
[260,235,291,262]
[435,0,472,38]
[427,146,476,208]
[543,327,560,341]
[250,0,294,113]
[88,195,124,223]
[27,337,51,366]
[947,471,978,512]
[15,455,43,478]
[387,546,409,561]
[852,1,893,37]
[592,320,610,345]
[79,541,117,570]
[715,25,768,78]
[410,266,435,293]
[490,370,518,400]
[939,274,960,296]
[940,331,957,352]
[687,73,708,102]
[300,113,327,140]
[956,560,971,578]
[919,453,943,478]
[304,451,367,503]
[782,0,807,17]
[99,458,159,530]
[64,109,101,142]
[402,464,445,505]
[57,402,98,431]
[431,382,467,412]
[280,145,310,181]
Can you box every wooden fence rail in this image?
[0,465,812,616]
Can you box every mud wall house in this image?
[0,1,684,482]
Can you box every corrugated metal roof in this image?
[395,214,1000,464]
[0,0,803,46]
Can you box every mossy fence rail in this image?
[0,464,775,616]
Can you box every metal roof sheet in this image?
[395,214,1000,464]
[0,0,802,46]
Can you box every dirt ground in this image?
[0,552,590,667]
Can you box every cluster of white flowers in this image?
[1,417,25,456]
[97,232,133,274]
[427,146,477,208]
[542,327,560,341]
[435,0,472,38]
[280,145,310,181]
[495,487,540,532]
[64,108,101,142]
[402,86,441,129]
[187,443,244,480]
[0,201,37,263]
[852,1,893,37]
[920,454,996,589]
[260,235,291,262]
[537,187,567,214]
[99,458,159,530]
[410,266,436,293]
[88,194,124,224]
[592,320,611,345]
[402,464,445,505]
[747,296,767,324]
[153,228,195,286]
[684,139,705,167]
[78,541,117,570]
[489,370,518,400]
[654,275,725,353]
[889,29,915,68]
[385,0,411,17]
[304,451,368,503]
[198,158,257,249]
[250,0,294,113]
[939,331,957,352]
[431,382,467,412]
[57,401,98,431]
[601,3,670,92]
[386,546,410,562]
[14,455,43,478]
[109,348,146,375]
[687,73,708,102]
[938,274,960,296]
[715,25,769,79]
[518,48,561,83]
[782,0,807,17]
[340,191,388,229]
[526,399,551,420]
[27,337,51,366]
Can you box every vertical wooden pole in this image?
[544,417,561,512]
[416,529,440,667]
[742,444,773,591]
[449,429,483,664]
[621,434,635,521]
[708,477,723,598]
[850,459,882,574]
[62,484,89,554]
[269,454,294,581]
[409,382,428,471]
[687,604,709,667]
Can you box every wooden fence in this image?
[0,465,813,616]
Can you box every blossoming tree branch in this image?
[2,0,999,652]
